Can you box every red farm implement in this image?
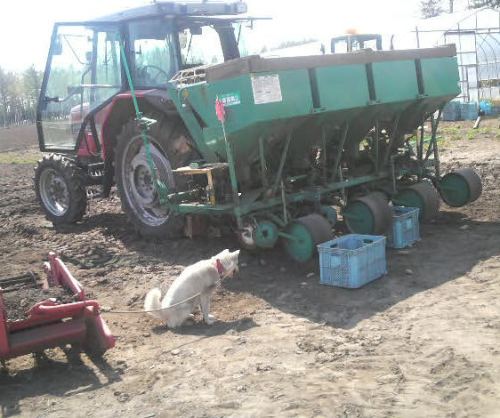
[0,253,115,361]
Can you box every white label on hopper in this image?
[251,74,282,104]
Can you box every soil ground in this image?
[0,120,499,418]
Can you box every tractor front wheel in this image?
[34,154,87,225]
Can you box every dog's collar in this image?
[215,259,224,275]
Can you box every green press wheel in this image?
[320,205,338,226]
[283,214,333,262]
[370,190,389,202]
[439,168,482,207]
[393,181,440,222]
[254,220,279,249]
[343,192,392,235]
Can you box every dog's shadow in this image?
[151,316,257,337]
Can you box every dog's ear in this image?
[231,250,240,259]
[216,249,229,258]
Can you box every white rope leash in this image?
[102,277,225,315]
[103,291,203,314]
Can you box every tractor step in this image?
[86,187,104,200]
[86,162,105,182]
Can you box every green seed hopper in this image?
[165,45,481,261]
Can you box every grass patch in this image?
[466,129,476,140]
[439,125,462,141]
[0,151,41,164]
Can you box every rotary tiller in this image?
[0,253,115,361]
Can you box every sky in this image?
[0,0,472,71]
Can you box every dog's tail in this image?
[144,288,164,320]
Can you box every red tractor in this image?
[34,1,249,237]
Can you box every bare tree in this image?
[469,0,500,7]
[420,0,444,18]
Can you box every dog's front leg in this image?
[191,295,201,314]
[200,292,215,325]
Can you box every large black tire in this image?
[34,154,87,225]
[115,116,195,238]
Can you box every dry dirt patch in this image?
[0,120,499,417]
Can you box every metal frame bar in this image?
[321,126,328,180]
[432,110,442,179]
[330,123,349,182]
[174,173,387,216]
[271,132,293,195]
[222,124,241,227]
[383,113,402,166]
[418,116,425,163]
[258,136,268,188]
[422,109,443,179]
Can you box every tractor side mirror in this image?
[53,35,63,56]
[67,86,82,96]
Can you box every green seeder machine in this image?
[166,46,481,260]
[35,3,481,262]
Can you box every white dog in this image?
[144,249,240,328]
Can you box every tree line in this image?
[0,66,43,128]
[421,0,500,19]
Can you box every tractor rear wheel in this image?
[115,117,193,238]
[34,154,87,225]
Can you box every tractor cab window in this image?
[178,24,225,68]
[129,19,177,88]
[39,25,121,150]
[232,19,268,58]
[331,35,383,53]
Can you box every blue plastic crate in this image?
[460,103,478,121]
[479,100,492,115]
[317,234,387,289]
[387,206,420,249]
[442,101,461,121]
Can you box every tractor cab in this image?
[34,1,263,229]
[37,2,249,153]
[330,33,383,53]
